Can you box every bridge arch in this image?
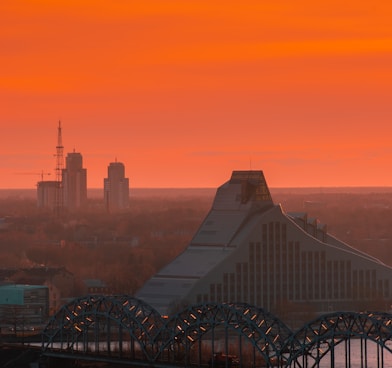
[284,311,392,367]
[153,302,293,367]
[42,295,163,362]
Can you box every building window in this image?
[371,270,377,299]
[269,222,274,244]
[217,284,222,303]
[223,273,229,301]
[353,270,358,299]
[282,223,287,244]
[236,263,242,300]
[359,270,364,298]
[275,222,280,246]
[364,270,370,298]
[210,284,215,301]
[243,263,248,303]
[384,279,389,298]
[346,261,352,299]
[262,224,267,243]
[230,273,235,301]
[378,280,383,299]
[327,261,332,299]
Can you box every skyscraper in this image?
[62,151,87,211]
[104,161,129,212]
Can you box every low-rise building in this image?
[9,267,75,315]
[0,284,49,330]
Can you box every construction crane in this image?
[15,170,52,182]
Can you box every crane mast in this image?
[55,121,64,215]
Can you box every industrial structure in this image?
[103,160,130,212]
[137,170,392,317]
[55,121,64,215]
[36,121,65,213]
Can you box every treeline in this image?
[0,195,212,294]
[1,191,392,297]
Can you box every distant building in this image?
[9,267,75,316]
[103,161,129,212]
[37,180,58,210]
[0,284,49,326]
[62,151,87,210]
[137,170,392,318]
[82,279,110,294]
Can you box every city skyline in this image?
[2,2,392,189]
[37,141,131,209]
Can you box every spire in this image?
[56,120,63,150]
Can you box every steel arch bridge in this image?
[283,311,392,367]
[42,295,164,361]
[41,295,392,367]
[152,302,293,367]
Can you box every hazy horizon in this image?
[2,186,392,200]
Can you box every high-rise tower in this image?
[62,151,87,211]
[104,160,130,212]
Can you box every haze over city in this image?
[2,1,392,189]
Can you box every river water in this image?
[310,339,392,367]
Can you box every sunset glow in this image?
[2,1,392,189]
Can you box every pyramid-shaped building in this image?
[136,170,392,316]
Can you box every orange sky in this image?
[2,1,392,189]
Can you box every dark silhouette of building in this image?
[62,151,87,210]
[137,170,392,316]
[104,161,129,212]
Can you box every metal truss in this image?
[42,297,392,367]
[42,295,163,361]
[283,311,392,367]
[153,302,292,367]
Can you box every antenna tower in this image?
[55,121,64,216]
